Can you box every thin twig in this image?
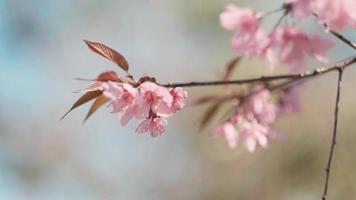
[322,69,343,200]
[313,12,356,50]
[328,30,356,50]
[161,55,356,88]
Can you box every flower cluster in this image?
[98,81,187,137]
[220,3,339,72]
[213,84,302,152]
[213,0,356,151]
[289,0,356,31]
[213,85,276,152]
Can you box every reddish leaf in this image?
[222,56,241,80]
[60,90,102,120]
[97,71,120,82]
[84,40,129,72]
[200,101,223,129]
[83,95,109,122]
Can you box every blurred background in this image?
[1,0,356,199]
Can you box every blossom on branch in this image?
[62,40,188,136]
[213,85,277,152]
[273,26,334,72]
[220,4,275,68]
[288,0,356,30]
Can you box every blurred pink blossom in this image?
[288,0,313,19]
[213,85,277,152]
[220,4,275,68]
[136,117,167,137]
[273,26,334,72]
[213,122,238,149]
[288,0,356,30]
[314,0,356,31]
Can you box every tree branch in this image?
[161,55,356,88]
[329,30,356,50]
[322,69,343,200]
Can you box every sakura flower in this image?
[274,26,334,72]
[287,0,313,19]
[220,4,275,68]
[136,117,167,137]
[213,85,277,152]
[237,116,269,153]
[170,87,188,112]
[249,86,277,125]
[213,122,238,149]
[220,4,261,32]
[135,82,173,118]
[278,84,302,115]
[314,0,356,31]
[102,81,137,113]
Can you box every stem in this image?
[329,30,356,50]
[322,69,343,200]
[161,56,356,88]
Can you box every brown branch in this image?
[322,69,343,200]
[161,55,356,88]
[313,12,356,50]
[328,30,356,50]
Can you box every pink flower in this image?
[288,0,313,19]
[237,116,269,153]
[213,85,276,152]
[278,84,302,115]
[103,82,137,113]
[136,117,167,137]
[220,4,275,68]
[135,82,173,118]
[249,86,277,125]
[170,87,188,112]
[274,26,334,72]
[314,0,356,31]
[220,4,261,32]
[213,122,238,149]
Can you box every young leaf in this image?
[97,71,120,82]
[200,101,223,130]
[222,56,241,80]
[83,95,109,122]
[84,40,129,72]
[60,90,102,120]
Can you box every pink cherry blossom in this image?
[288,0,313,19]
[135,82,173,118]
[314,0,356,31]
[273,26,334,72]
[213,122,238,149]
[102,81,137,113]
[249,86,277,125]
[213,85,276,152]
[278,84,302,115]
[136,117,167,137]
[220,4,261,32]
[220,4,275,68]
[237,116,269,153]
[170,87,188,112]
